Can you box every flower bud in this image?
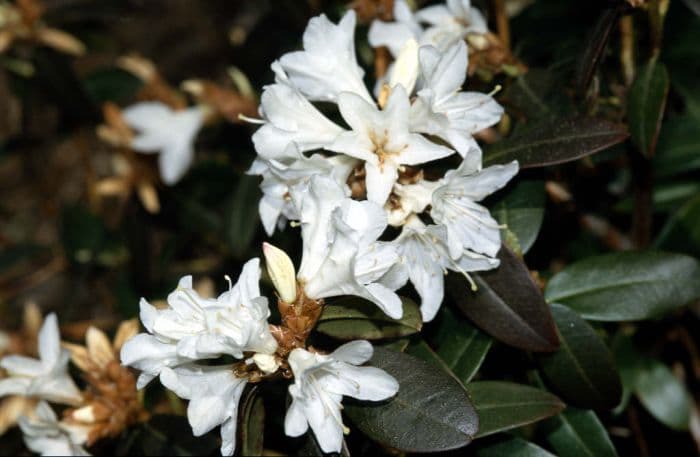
[262,242,297,303]
[252,353,280,375]
[389,38,419,94]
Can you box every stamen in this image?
[238,113,266,124]
[488,84,503,97]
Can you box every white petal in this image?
[0,355,44,377]
[364,162,398,205]
[364,283,404,319]
[122,102,172,131]
[284,398,309,437]
[158,142,194,185]
[331,340,373,365]
[336,365,399,401]
[368,21,416,57]
[415,5,453,25]
[0,377,31,397]
[219,417,237,456]
[399,133,454,165]
[38,313,61,369]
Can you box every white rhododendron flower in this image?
[292,175,403,318]
[285,341,398,453]
[0,314,82,405]
[120,258,278,389]
[18,401,90,456]
[369,0,488,56]
[410,41,503,156]
[247,8,517,321]
[160,365,247,456]
[122,102,205,185]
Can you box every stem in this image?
[492,0,510,50]
[629,146,653,248]
[619,15,635,86]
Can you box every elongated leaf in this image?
[545,251,700,321]
[635,358,691,430]
[490,180,546,254]
[544,408,618,457]
[537,304,622,410]
[225,174,261,257]
[628,58,670,157]
[239,387,264,456]
[318,297,422,340]
[449,246,559,352]
[575,7,622,97]
[467,381,565,438]
[483,117,628,168]
[652,116,700,177]
[655,194,700,258]
[345,348,478,452]
[433,309,492,384]
[681,0,700,15]
[476,435,555,457]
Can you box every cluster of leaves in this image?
[1,0,700,455]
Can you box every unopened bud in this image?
[252,353,280,375]
[389,38,419,95]
[262,242,297,303]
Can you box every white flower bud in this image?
[262,242,297,303]
[389,38,419,94]
[252,353,280,375]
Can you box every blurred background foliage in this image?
[1,0,699,455]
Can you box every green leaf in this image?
[225,174,261,258]
[615,180,700,213]
[545,251,700,320]
[61,205,106,265]
[467,381,565,438]
[628,58,670,157]
[537,304,622,410]
[574,7,622,97]
[345,348,478,452]
[652,116,700,177]
[239,387,264,457]
[655,194,700,258]
[544,408,619,457]
[449,246,559,352]
[490,180,546,254]
[134,415,219,456]
[484,117,628,168]
[433,309,492,385]
[83,67,143,104]
[317,296,422,340]
[476,435,556,457]
[635,358,691,430]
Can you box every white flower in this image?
[385,178,442,227]
[18,401,90,456]
[368,0,423,57]
[0,314,82,405]
[416,0,488,51]
[160,364,247,457]
[252,65,344,160]
[122,102,205,185]
[285,341,398,454]
[411,41,503,157]
[328,85,454,205]
[293,175,403,318]
[278,11,373,104]
[431,149,519,259]
[120,259,277,387]
[393,216,499,321]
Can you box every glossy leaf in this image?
[490,180,546,254]
[537,304,622,410]
[545,251,700,321]
[483,117,628,168]
[239,387,265,457]
[467,381,565,438]
[635,358,691,430]
[225,174,261,258]
[655,194,700,258]
[476,435,555,457]
[432,309,492,385]
[345,348,478,452]
[628,58,670,157]
[318,296,422,340]
[544,408,619,457]
[449,246,559,352]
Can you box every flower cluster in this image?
[249,5,518,322]
[120,255,398,455]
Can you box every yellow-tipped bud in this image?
[262,242,297,303]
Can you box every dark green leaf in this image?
[635,358,691,430]
[225,174,261,257]
[574,7,622,97]
[615,180,700,213]
[544,408,619,457]
[433,309,492,385]
[239,387,265,457]
[490,180,546,254]
[502,68,573,119]
[545,251,700,320]
[406,339,459,377]
[628,58,670,157]
[652,116,700,177]
[134,415,219,456]
[681,0,700,15]
[449,246,559,352]
[467,381,565,438]
[483,117,628,168]
[655,194,700,258]
[345,348,478,452]
[476,435,555,457]
[318,296,422,340]
[537,304,622,410]
[61,205,106,265]
[83,68,143,104]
